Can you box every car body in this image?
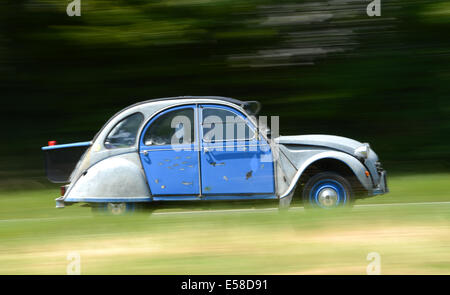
[42,96,388,212]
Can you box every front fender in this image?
[65,152,151,202]
[279,147,373,198]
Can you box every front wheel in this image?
[302,172,353,209]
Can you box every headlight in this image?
[354,143,370,159]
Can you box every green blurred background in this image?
[0,0,449,188]
[1,0,450,275]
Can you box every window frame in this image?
[200,105,257,143]
[140,105,198,148]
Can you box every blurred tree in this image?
[0,0,449,184]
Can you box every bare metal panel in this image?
[65,153,150,201]
[275,145,298,196]
[278,146,373,199]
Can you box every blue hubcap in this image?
[309,179,347,208]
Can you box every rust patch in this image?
[223,176,229,181]
[246,170,253,180]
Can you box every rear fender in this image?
[64,152,151,202]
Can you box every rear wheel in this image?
[91,202,137,216]
[302,172,353,209]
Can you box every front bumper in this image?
[371,170,389,195]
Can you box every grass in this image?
[0,173,449,274]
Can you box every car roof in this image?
[121,96,260,115]
[93,96,261,142]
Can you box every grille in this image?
[375,161,384,174]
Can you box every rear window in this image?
[104,112,144,149]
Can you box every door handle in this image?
[203,147,224,166]
[143,150,148,156]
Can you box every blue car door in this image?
[199,104,275,196]
[139,105,200,196]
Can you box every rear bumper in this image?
[55,196,65,208]
[371,170,389,195]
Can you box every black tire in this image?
[302,172,354,209]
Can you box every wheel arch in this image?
[280,150,373,199]
[298,158,366,196]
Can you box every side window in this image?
[104,113,144,149]
[144,108,194,146]
[202,107,255,142]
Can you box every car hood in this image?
[275,134,365,155]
